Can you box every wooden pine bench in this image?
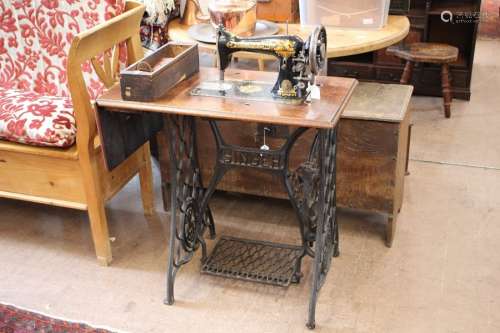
[0,1,155,265]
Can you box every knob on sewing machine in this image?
[216,25,327,102]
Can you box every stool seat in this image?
[387,42,459,118]
[387,42,459,64]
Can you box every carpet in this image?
[0,303,114,333]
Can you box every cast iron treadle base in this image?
[201,236,303,287]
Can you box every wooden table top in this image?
[97,68,358,129]
[168,16,410,58]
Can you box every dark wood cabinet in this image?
[329,0,481,100]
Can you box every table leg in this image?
[284,128,339,329]
[400,61,414,85]
[164,115,216,305]
[306,128,338,329]
[441,63,452,118]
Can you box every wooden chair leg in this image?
[139,143,155,215]
[81,155,112,265]
[87,197,112,266]
[400,60,414,84]
[441,63,452,118]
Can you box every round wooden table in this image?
[168,16,410,69]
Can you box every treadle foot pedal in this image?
[201,236,303,287]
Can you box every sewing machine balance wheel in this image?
[308,26,327,76]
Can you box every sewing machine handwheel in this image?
[309,26,327,76]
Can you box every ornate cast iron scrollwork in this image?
[164,118,339,329]
[289,160,320,246]
[179,198,200,253]
[307,128,339,330]
[165,115,215,305]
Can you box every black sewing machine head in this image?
[215,25,327,102]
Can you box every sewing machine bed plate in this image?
[190,80,305,105]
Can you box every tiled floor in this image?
[1,40,499,333]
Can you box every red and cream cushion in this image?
[0,88,76,147]
[0,0,126,148]
[0,0,125,99]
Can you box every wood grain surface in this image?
[168,16,410,58]
[120,43,199,102]
[387,42,459,64]
[97,67,358,129]
[342,82,413,122]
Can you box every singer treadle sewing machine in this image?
[190,25,327,104]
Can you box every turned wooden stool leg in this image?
[400,60,414,84]
[441,63,452,118]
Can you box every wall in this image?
[479,0,500,38]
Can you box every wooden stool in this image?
[387,43,459,118]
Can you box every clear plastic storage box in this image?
[299,0,391,29]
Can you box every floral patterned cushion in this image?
[0,0,125,98]
[0,0,126,147]
[0,88,76,147]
